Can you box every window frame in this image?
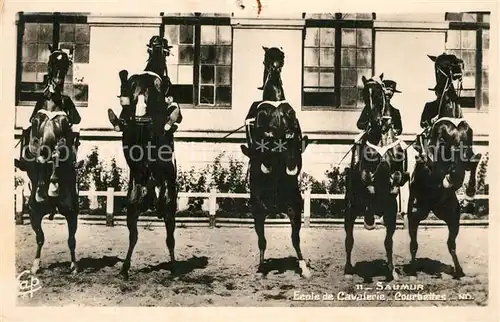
[301,14,375,110]
[15,12,90,107]
[161,14,233,109]
[446,13,490,110]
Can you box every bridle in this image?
[435,64,463,119]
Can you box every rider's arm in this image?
[393,108,403,136]
[63,96,81,125]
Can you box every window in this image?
[16,13,90,106]
[163,15,232,108]
[445,12,490,109]
[302,15,374,109]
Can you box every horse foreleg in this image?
[253,212,267,273]
[64,212,78,274]
[444,203,465,279]
[121,205,139,280]
[344,205,356,278]
[407,194,423,280]
[463,161,479,213]
[288,205,310,279]
[29,208,44,274]
[383,197,398,281]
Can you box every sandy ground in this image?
[15,222,488,307]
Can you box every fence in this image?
[14,186,489,228]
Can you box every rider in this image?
[15,76,82,172]
[107,36,182,133]
[356,79,403,144]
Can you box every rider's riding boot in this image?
[108,109,124,132]
[14,129,31,172]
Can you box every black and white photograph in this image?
[1,0,498,316]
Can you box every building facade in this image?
[14,12,490,182]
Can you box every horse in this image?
[116,36,182,280]
[406,53,482,279]
[344,74,409,281]
[241,46,311,278]
[22,47,79,274]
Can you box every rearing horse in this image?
[23,47,79,274]
[241,46,311,278]
[116,36,182,280]
[344,74,408,281]
[406,53,481,279]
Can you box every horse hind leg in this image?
[288,205,311,279]
[383,197,398,281]
[253,210,267,273]
[120,183,143,280]
[443,201,465,279]
[63,212,79,274]
[29,204,44,274]
[159,181,176,263]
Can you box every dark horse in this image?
[241,47,311,278]
[116,36,182,280]
[407,53,482,279]
[22,47,79,274]
[344,74,409,281]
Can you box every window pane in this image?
[217,26,232,44]
[178,45,194,64]
[304,91,335,106]
[357,68,372,87]
[343,13,373,20]
[178,65,193,84]
[216,86,231,105]
[75,24,90,44]
[23,24,38,43]
[216,46,231,65]
[179,25,194,44]
[341,68,357,87]
[216,66,231,85]
[319,48,334,67]
[38,23,53,43]
[446,30,461,49]
[200,45,216,64]
[303,67,319,87]
[357,29,372,48]
[200,65,215,84]
[74,44,89,63]
[169,85,193,104]
[342,29,356,47]
[304,28,320,47]
[461,89,475,97]
[60,24,75,42]
[37,44,51,62]
[482,70,489,89]
[341,87,358,106]
[461,13,478,22]
[165,25,179,44]
[304,48,320,66]
[462,70,476,89]
[357,49,372,67]
[21,62,38,82]
[320,28,335,47]
[22,44,38,62]
[461,50,476,70]
[482,49,489,69]
[201,25,216,45]
[482,91,489,107]
[341,48,356,67]
[482,30,489,50]
[461,30,476,49]
[319,71,335,87]
[200,85,214,104]
[167,64,178,84]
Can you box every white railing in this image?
[14,186,489,228]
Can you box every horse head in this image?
[262,46,285,101]
[361,73,389,135]
[428,53,464,112]
[46,46,73,95]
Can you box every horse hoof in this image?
[364,220,376,231]
[70,262,78,274]
[120,271,129,281]
[454,269,465,279]
[31,259,41,274]
[392,270,399,281]
[298,260,311,279]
